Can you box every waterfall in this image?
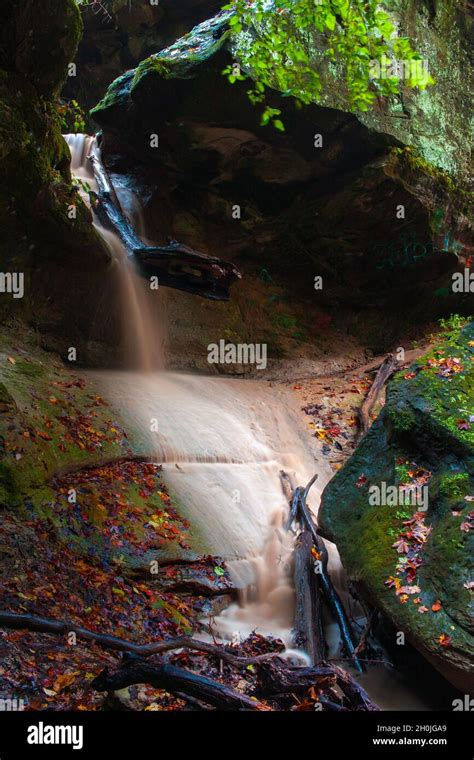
[64,133,166,370]
[64,133,335,647]
[64,134,442,709]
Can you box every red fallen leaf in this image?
[36,431,52,441]
[432,600,442,612]
[397,585,420,595]
[439,634,452,648]
[392,538,410,554]
[293,385,302,390]
[456,419,470,430]
[404,372,417,380]
[356,474,367,488]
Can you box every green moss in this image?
[0,460,21,508]
[389,405,417,433]
[439,472,470,499]
[390,147,457,194]
[132,58,175,89]
[320,322,474,678]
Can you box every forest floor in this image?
[0,323,437,710]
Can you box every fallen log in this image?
[286,485,303,531]
[361,345,433,374]
[0,611,278,667]
[279,469,294,508]
[292,530,325,666]
[92,661,264,711]
[257,658,336,696]
[296,479,363,673]
[256,658,379,710]
[358,354,400,436]
[88,137,241,300]
[330,664,379,711]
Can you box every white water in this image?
[64,133,338,648]
[65,134,166,370]
[93,370,337,649]
[65,134,450,710]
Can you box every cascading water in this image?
[64,133,334,648]
[65,134,453,710]
[65,134,166,370]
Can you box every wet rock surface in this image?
[320,321,474,691]
[0,0,121,364]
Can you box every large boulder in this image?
[88,9,473,369]
[320,319,474,691]
[232,0,474,183]
[63,0,224,116]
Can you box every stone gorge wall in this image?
[89,7,474,369]
[0,0,121,364]
[1,1,473,371]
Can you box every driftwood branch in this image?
[93,656,379,712]
[92,661,264,711]
[292,530,325,666]
[256,658,379,711]
[88,137,241,300]
[0,611,278,667]
[330,664,379,711]
[293,477,363,673]
[358,354,400,436]
[286,485,303,531]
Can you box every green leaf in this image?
[325,13,336,31]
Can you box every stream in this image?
[64,133,457,711]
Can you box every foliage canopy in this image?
[223,0,435,129]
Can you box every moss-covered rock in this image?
[0,1,122,363]
[63,0,224,117]
[320,319,474,691]
[231,0,474,184]
[13,0,82,97]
